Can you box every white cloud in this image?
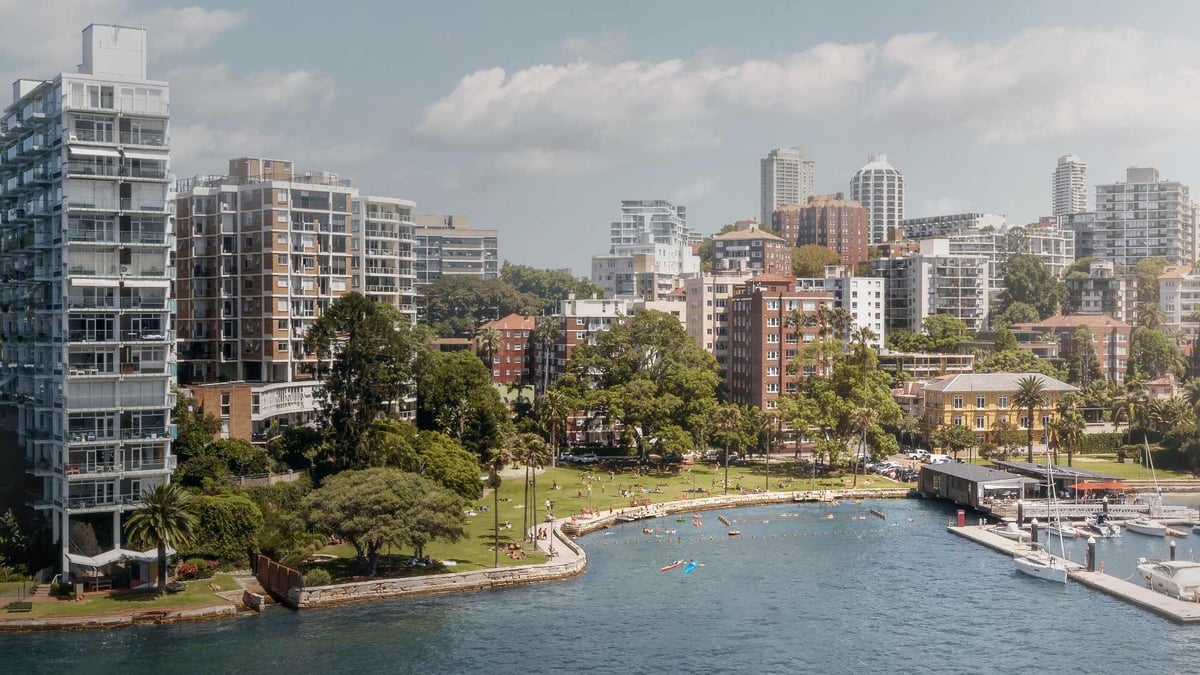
[168,64,336,119]
[171,123,286,177]
[560,30,630,63]
[138,7,249,55]
[872,27,1200,144]
[414,43,876,174]
[913,196,970,218]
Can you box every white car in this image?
[576,453,600,464]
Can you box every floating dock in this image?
[949,524,1200,624]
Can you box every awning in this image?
[66,545,176,568]
[122,278,170,288]
[1069,481,1129,491]
[121,150,167,162]
[69,146,120,158]
[70,277,119,287]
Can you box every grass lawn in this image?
[966,454,1195,480]
[8,574,238,618]
[308,459,908,582]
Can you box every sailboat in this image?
[1013,463,1068,583]
[1127,439,1169,537]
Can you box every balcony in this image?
[63,94,169,117]
[119,132,166,147]
[121,426,169,440]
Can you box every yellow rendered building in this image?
[919,373,1078,445]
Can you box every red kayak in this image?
[661,560,684,572]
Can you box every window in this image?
[953,396,963,409]
[767,300,779,310]
[997,395,1008,408]
[976,396,985,408]
[766,383,779,393]
[220,392,230,416]
[251,394,260,415]
[1019,415,1029,429]
[976,416,985,429]
[952,417,962,426]
[766,317,780,327]
[766,366,780,377]
[766,350,779,361]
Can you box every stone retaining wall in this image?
[289,524,586,609]
[0,603,238,633]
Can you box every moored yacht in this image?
[1136,559,1200,601]
[1124,517,1168,537]
[1014,542,1068,584]
[1085,512,1122,538]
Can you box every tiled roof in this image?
[714,227,786,242]
[922,373,1077,394]
[482,313,537,330]
[1013,314,1131,331]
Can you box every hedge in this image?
[1077,433,1123,455]
[187,494,264,567]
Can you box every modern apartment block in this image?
[1053,154,1088,216]
[871,239,991,333]
[774,193,869,268]
[849,153,905,244]
[413,214,498,286]
[1159,265,1200,333]
[175,157,418,441]
[760,146,815,227]
[712,221,791,275]
[593,200,699,298]
[794,265,886,348]
[947,222,1076,295]
[0,25,174,571]
[1064,260,1135,322]
[900,213,1006,240]
[727,275,834,411]
[684,271,754,384]
[1091,167,1196,267]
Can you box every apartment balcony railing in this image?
[63,94,169,117]
[118,132,167,147]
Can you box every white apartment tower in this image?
[850,153,905,245]
[1093,167,1195,267]
[1053,154,1088,216]
[760,146,815,226]
[0,25,174,571]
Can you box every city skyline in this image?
[5,1,1200,274]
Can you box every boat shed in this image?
[918,463,1038,510]
[990,461,1124,498]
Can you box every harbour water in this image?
[4,498,1200,674]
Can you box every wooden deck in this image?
[985,501,1196,524]
[949,525,1200,623]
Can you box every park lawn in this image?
[1070,455,1194,480]
[14,574,238,618]
[311,460,904,581]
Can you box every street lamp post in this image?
[587,484,592,513]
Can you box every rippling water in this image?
[5,499,1200,674]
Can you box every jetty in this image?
[948,523,1200,624]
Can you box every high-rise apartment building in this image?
[760,146,815,227]
[0,25,174,571]
[1064,260,1135,322]
[774,194,869,268]
[685,271,754,385]
[175,157,418,441]
[1159,265,1200,333]
[900,213,1006,240]
[871,239,991,333]
[1053,154,1088,216]
[794,266,886,348]
[850,153,905,245]
[727,275,834,411]
[413,214,499,286]
[478,313,535,385]
[1092,167,1195,267]
[594,200,699,298]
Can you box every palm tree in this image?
[852,325,878,388]
[1137,303,1166,331]
[851,406,877,488]
[1052,409,1085,467]
[533,318,561,396]
[713,404,742,494]
[1184,378,1200,417]
[538,388,570,463]
[474,327,502,370]
[124,482,198,595]
[1011,375,1049,463]
[487,446,514,568]
[896,414,921,452]
[512,433,552,542]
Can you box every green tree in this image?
[566,310,720,460]
[486,445,514,568]
[533,317,561,395]
[178,438,275,488]
[922,314,972,353]
[419,276,541,338]
[512,433,552,541]
[1011,375,1050,463]
[932,423,976,462]
[792,244,842,277]
[305,468,466,575]
[172,390,220,462]
[997,255,1064,319]
[187,493,264,567]
[266,426,326,473]
[974,348,1062,378]
[124,483,199,595]
[304,293,432,477]
[1050,408,1086,467]
[359,420,484,500]
[538,388,570,458]
[989,418,1024,460]
[415,350,514,458]
[1129,327,1183,381]
[993,327,1018,352]
[243,479,323,564]
[0,510,28,569]
[500,262,604,314]
[992,302,1041,330]
[1134,257,1168,305]
[1063,325,1103,387]
[712,404,751,494]
[1136,303,1166,331]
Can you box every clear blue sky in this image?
[5,0,1200,273]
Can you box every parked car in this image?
[726,451,741,463]
[905,449,930,461]
[703,449,721,461]
[897,469,919,482]
[872,461,901,474]
[927,454,952,464]
[576,453,600,464]
[559,453,576,464]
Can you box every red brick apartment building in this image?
[479,313,535,385]
[772,193,870,268]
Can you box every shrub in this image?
[187,494,264,567]
[176,562,199,580]
[1077,433,1122,455]
[303,568,332,587]
[181,558,215,579]
[0,565,28,582]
